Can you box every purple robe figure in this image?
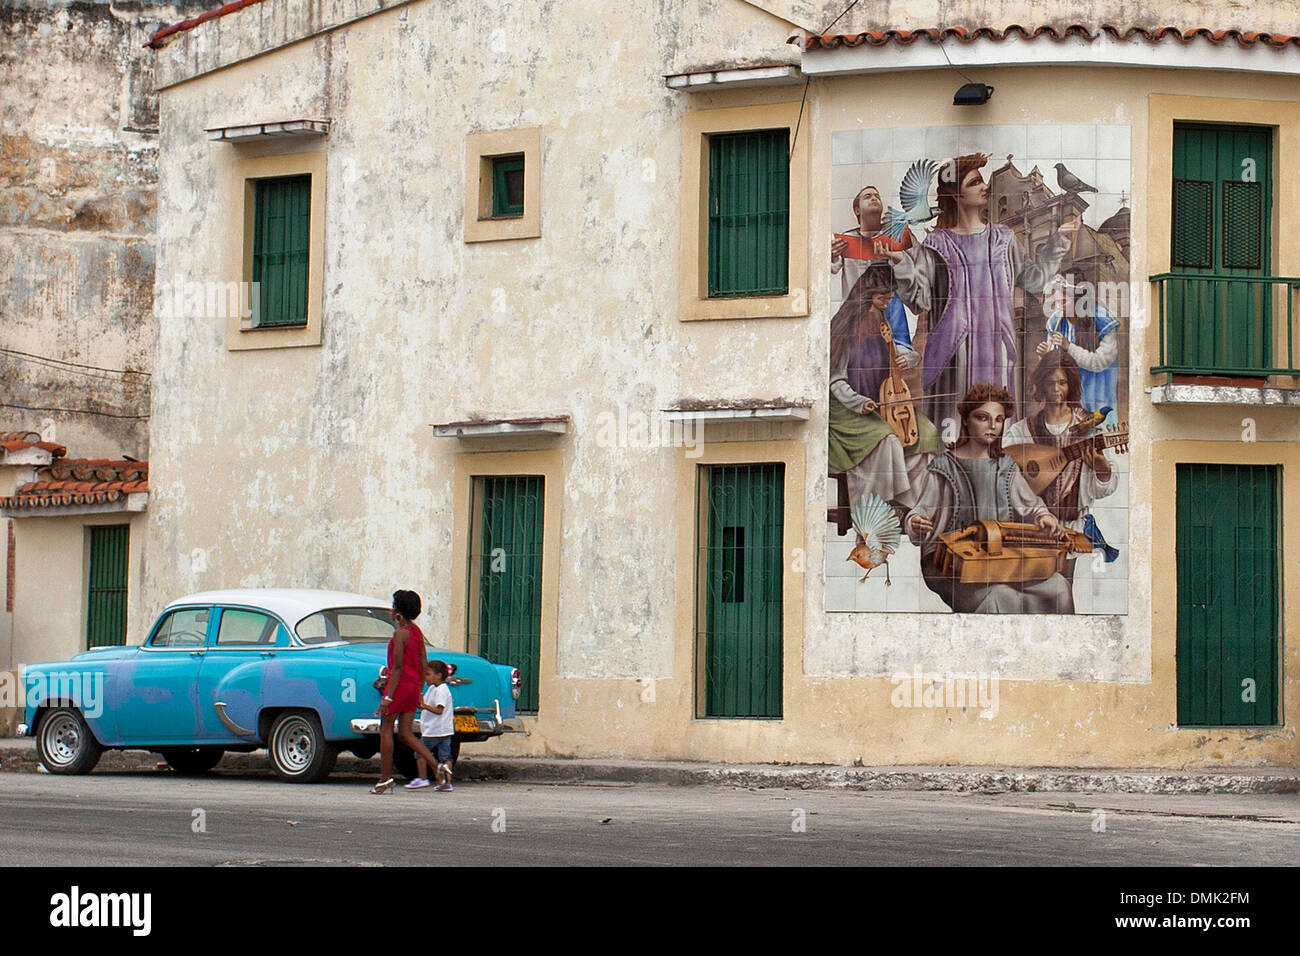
[893,222,1071,430]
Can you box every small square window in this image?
[465,127,541,242]
[491,155,525,218]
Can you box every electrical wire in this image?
[0,401,150,421]
[789,0,862,161]
[0,347,150,378]
[937,34,980,86]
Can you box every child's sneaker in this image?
[436,782,453,791]
[404,778,430,790]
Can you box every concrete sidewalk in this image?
[2,736,1297,794]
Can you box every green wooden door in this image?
[700,464,783,718]
[470,476,544,712]
[1176,464,1279,725]
[1170,124,1272,372]
[707,130,789,298]
[87,525,129,648]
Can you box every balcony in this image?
[1150,273,1300,406]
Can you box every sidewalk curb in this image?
[2,739,1297,794]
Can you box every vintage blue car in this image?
[19,589,522,782]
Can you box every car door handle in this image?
[260,651,276,658]
[189,650,205,658]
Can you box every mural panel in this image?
[826,126,1131,615]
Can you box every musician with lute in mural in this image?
[829,263,942,511]
[904,382,1082,614]
[1002,351,1126,610]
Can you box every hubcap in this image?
[42,714,81,767]
[274,717,315,774]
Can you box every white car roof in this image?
[162,589,390,626]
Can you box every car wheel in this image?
[268,711,337,783]
[160,747,225,775]
[37,707,103,775]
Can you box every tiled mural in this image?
[826,126,1131,615]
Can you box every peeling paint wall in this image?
[148,0,1300,767]
[0,0,208,456]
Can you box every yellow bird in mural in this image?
[847,492,901,586]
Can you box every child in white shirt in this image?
[405,659,455,791]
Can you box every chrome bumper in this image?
[350,699,508,737]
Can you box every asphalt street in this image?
[3,767,1299,866]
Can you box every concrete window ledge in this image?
[1149,384,1300,407]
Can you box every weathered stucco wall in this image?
[147,0,1300,767]
[0,0,206,457]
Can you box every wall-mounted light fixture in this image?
[953,82,994,106]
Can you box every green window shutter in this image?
[87,525,129,648]
[700,463,783,718]
[1221,181,1262,269]
[707,130,789,298]
[1176,464,1278,726]
[491,155,525,218]
[252,175,311,327]
[1171,179,1213,269]
[470,475,544,713]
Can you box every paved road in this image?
[4,768,1299,866]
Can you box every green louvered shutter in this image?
[700,464,783,718]
[1169,124,1272,372]
[470,476,544,713]
[252,175,311,327]
[1176,464,1278,726]
[87,525,129,648]
[707,130,789,298]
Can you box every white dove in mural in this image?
[882,158,940,242]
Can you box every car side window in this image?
[216,609,282,646]
[150,608,210,648]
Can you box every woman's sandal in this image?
[369,777,395,794]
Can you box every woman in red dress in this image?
[371,589,444,793]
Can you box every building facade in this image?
[140,0,1300,767]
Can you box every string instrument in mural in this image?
[876,317,918,447]
[1003,424,1129,497]
[935,520,1093,585]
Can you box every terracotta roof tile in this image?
[148,0,268,48]
[1,460,149,511]
[792,25,1300,51]
[0,431,67,458]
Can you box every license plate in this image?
[453,714,479,733]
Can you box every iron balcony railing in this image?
[1150,273,1300,381]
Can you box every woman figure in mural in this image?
[904,383,1072,614]
[829,263,942,509]
[1037,275,1121,426]
[880,153,1079,434]
[1001,352,1118,612]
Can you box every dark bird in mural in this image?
[1054,162,1098,195]
[1083,514,1120,563]
[847,492,901,585]
[882,158,940,242]
[1069,406,1114,434]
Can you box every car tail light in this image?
[511,668,522,700]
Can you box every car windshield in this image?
[296,607,394,645]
